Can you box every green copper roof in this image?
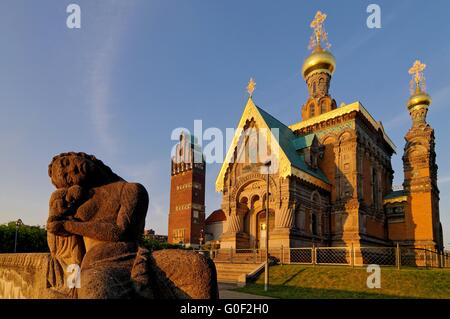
[384,190,407,200]
[292,134,316,150]
[255,105,329,184]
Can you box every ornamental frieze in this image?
[229,172,278,202]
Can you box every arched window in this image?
[310,104,315,117]
[313,82,317,94]
[251,195,260,209]
[311,213,318,236]
[321,102,327,114]
[295,209,305,230]
[262,193,269,209]
[372,169,378,209]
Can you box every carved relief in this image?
[276,200,296,229]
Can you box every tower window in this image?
[173,228,185,244]
[310,104,315,117]
[193,210,199,223]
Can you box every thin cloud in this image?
[431,85,450,111]
[89,3,135,155]
[91,34,118,154]
[118,161,169,235]
[384,84,450,130]
[438,174,450,186]
[334,10,397,59]
[384,112,410,130]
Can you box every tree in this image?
[140,236,182,251]
[0,221,49,253]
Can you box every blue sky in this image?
[0,0,449,248]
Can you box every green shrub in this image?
[0,222,49,253]
[140,237,182,251]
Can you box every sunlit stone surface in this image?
[0,253,51,299]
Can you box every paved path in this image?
[218,283,274,299]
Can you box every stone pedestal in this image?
[269,228,293,248]
[219,232,250,249]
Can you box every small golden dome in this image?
[302,48,336,80]
[407,91,431,110]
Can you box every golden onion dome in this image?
[407,91,432,110]
[302,48,336,80]
[407,60,431,110]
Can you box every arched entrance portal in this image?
[256,210,275,248]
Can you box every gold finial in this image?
[247,77,256,97]
[408,60,427,94]
[308,11,331,51]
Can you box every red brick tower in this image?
[168,132,206,247]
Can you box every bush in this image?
[0,222,49,253]
[140,237,182,251]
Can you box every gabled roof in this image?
[256,106,329,183]
[215,98,330,192]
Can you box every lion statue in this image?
[46,152,218,299]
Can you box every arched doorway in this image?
[256,210,274,248]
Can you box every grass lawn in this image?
[236,265,450,299]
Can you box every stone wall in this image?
[0,253,50,299]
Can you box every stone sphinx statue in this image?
[0,152,218,299]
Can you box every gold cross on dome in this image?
[408,60,426,94]
[247,78,256,97]
[308,11,331,51]
[311,11,327,31]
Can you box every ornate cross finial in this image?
[408,60,427,94]
[308,11,331,51]
[247,77,256,98]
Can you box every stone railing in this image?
[0,253,50,299]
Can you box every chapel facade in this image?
[213,11,444,252]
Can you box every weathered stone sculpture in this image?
[0,152,218,299]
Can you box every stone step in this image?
[215,265,260,271]
[214,262,263,284]
[216,269,256,275]
[217,271,256,276]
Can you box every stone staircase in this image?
[214,262,265,285]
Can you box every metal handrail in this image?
[194,245,449,269]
